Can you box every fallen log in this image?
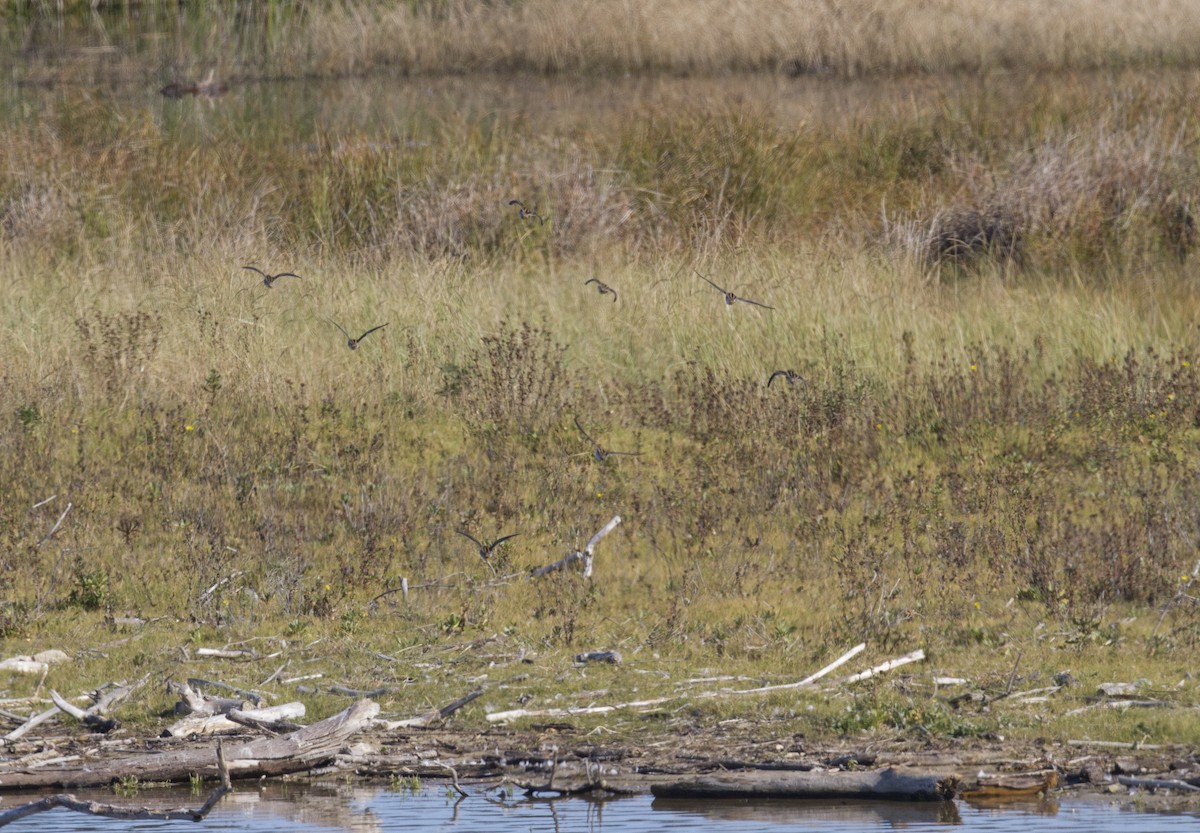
[961,770,1058,798]
[1117,775,1200,793]
[164,702,306,738]
[0,742,233,826]
[0,699,379,790]
[651,768,959,801]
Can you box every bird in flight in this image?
[574,416,639,462]
[330,321,388,350]
[697,273,773,309]
[584,278,618,303]
[508,199,545,225]
[768,369,803,388]
[455,529,520,561]
[242,266,302,289]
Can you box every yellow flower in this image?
[969,364,977,372]
[1168,393,1176,401]
[184,424,195,432]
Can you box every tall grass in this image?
[15,1,1200,78]
[3,57,1200,740]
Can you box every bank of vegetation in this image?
[0,3,1199,745]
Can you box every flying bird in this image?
[697,273,774,309]
[455,529,520,561]
[243,265,302,288]
[508,199,545,225]
[768,369,803,388]
[330,321,388,350]
[574,415,640,462]
[584,278,618,303]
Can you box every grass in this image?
[2,10,1200,753]
[12,1,1200,79]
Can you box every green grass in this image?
[2,32,1200,750]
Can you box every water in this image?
[1,785,1196,832]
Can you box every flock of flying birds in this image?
[244,199,803,568]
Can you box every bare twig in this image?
[37,502,72,546]
[840,649,926,684]
[3,706,60,741]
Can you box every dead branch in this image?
[487,642,870,723]
[531,516,621,579]
[377,690,483,729]
[37,502,72,547]
[0,740,233,825]
[731,643,866,694]
[3,706,60,741]
[1117,775,1200,793]
[0,699,379,789]
[165,702,306,738]
[839,649,925,684]
[187,677,266,706]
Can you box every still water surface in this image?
[1,785,1197,833]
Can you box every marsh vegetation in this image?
[2,3,1200,750]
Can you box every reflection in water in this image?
[3,785,1200,833]
[652,796,964,826]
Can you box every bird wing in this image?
[357,323,389,341]
[329,320,352,340]
[573,415,598,445]
[242,265,270,279]
[738,297,774,310]
[697,273,728,295]
[455,529,485,549]
[491,533,520,548]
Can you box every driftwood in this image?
[961,770,1058,798]
[165,702,306,738]
[3,707,60,742]
[487,642,906,724]
[651,768,960,801]
[45,676,146,735]
[531,516,621,579]
[1066,739,1163,750]
[1117,775,1200,793]
[575,651,622,665]
[0,699,379,789]
[376,690,483,730]
[840,650,925,684]
[0,742,232,826]
[186,678,266,706]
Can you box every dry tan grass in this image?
[305,0,1200,76]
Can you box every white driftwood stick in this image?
[196,648,257,659]
[840,649,926,684]
[165,702,306,738]
[47,690,88,720]
[487,696,674,723]
[732,643,866,694]
[532,516,622,579]
[4,706,61,741]
[530,551,584,578]
[489,642,871,722]
[582,515,621,578]
[1067,739,1163,750]
[39,502,72,545]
